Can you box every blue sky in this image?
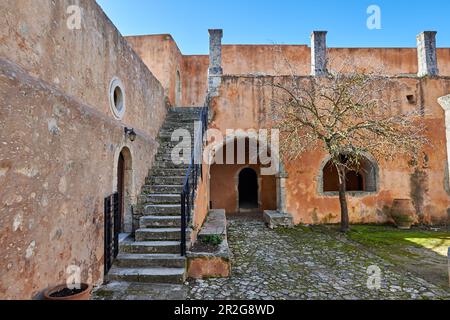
[97,0,450,55]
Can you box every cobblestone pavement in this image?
[187,217,450,300]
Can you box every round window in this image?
[109,78,126,120]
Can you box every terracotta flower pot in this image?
[44,283,92,301]
[391,199,417,230]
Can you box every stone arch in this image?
[113,144,135,233]
[318,152,379,196]
[206,133,287,214]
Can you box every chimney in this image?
[417,31,439,77]
[208,29,223,96]
[311,31,328,76]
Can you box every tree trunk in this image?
[336,164,350,233]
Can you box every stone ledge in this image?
[198,209,227,240]
[187,209,231,279]
[187,240,231,279]
[263,210,294,229]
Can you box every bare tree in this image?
[268,67,428,232]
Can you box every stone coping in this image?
[188,209,230,259]
[198,209,227,239]
[187,239,231,260]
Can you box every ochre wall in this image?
[0,0,166,299]
[126,34,183,106]
[222,45,311,75]
[183,55,209,107]
[126,36,450,108]
[208,75,450,225]
[192,162,211,240]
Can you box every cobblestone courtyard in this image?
[187,217,450,300]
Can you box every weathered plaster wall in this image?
[183,55,209,107]
[208,75,450,225]
[126,34,183,106]
[192,163,211,241]
[222,45,311,76]
[126,36,450,108]
[0,0,166,299]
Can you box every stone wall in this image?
[127,34,450,108]
[208,75,450,225]
[0,0,167,299]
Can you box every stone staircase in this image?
[106,107,203,284]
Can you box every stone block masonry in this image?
[417,31,439,77]
[311,31,328,76]
[208,29,223,97]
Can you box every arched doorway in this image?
[117,152,125,232]
[238,168,259,210]
[209,135,282,214]
[117,147,134,233]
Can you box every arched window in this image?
[321,155,377,193]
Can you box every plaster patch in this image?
[41,195,48,207]
[0,167,8,177]
[48,118,60,135]
[5,194,23,206]
[25,241,36,259]
[16,166,39,178]
[58,176,67,194]
[13,213,23,232]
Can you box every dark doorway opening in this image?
[117,152,125,232]
[238,168,259,209]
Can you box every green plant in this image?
[201,235,223,246]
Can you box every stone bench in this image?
[187,209,231,279]
[263,210,294,229]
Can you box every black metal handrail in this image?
[180,106,209,256]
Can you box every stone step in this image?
[135,228,190,241]
[147,176,186,185]
[115,253,186,268]
[144,204,181,215]
[140,193,181,204]
[156,144,193,152]
[155,150,193,159]
[155,155,191,163]
[151,161,190,169]
[159,129,195,136]
[151,168,188,176]
[120,241,182,254]
[106,267,186,284]
[161,122,196,128]
[143,184,184,194]
[140,216,182,228]
[168,107,204,113]
[159,130,194,138]
[165,116,201,121]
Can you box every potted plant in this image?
[390,199,417,230]
[43,283,92,301]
